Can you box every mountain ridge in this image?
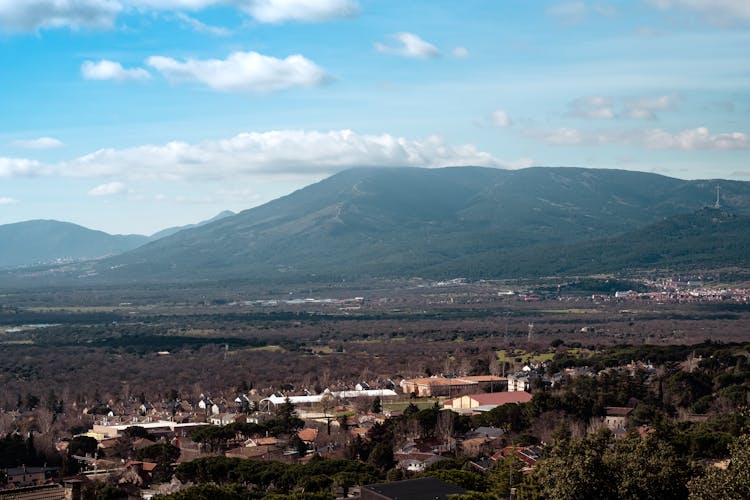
[3,166,749,284]
[84,166,750,283]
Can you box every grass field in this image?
[496,349,555,364]
[382,398,443,412]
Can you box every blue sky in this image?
[1,0,749,235]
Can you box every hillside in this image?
[0,220,149,269]
[149,210,236,240]
[83,166,750,282]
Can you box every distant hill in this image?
[0,220,149,269]
[553,207,750,274]
[80,166,750,283]
[149,210,236,240]
[440,207,750,278]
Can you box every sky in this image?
[1,0,749,235]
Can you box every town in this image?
[1,294,748,499]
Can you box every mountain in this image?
[80,166,750,283]
[550,207,750,274]
[0,220,149,269]
[149,210,236,240]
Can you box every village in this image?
[1,347,696,500]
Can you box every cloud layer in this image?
[10,137,65,149]
[646,0,750,22]
[0,0,360,32]
[0,130,519,182]
[146,51,328,92]
[0,0,121,32]
[537,126,750,150]
[567,94,680,120]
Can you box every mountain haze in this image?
[0,220,149,269]
[84,166,750,282]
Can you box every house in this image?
[443,391,532,411]
[399,377,478,397]
[3,465,58,488]
[461,436,496,456]
[362,477,467,500]
[119,461,157,486]
[225,444,284,461]
[245,437,279,447]
[209,413,239,426]
[0,483,72,500]
[604,406,634,431]
[394,452,444,473]
[507,374,530,392]
[470,426,505,439]
[297,427,319,445]
[499,445,543,467]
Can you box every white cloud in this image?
[644,127,750,150]
[490,110,511,128]
[61,130,508,179]
[451,46,469,58]
[567,96,615,120]
[174,12,230,36]
[0,197,18,205]
[546,1,617,23]
[0,0,358,34]
[241,0,359,23]
[539,127,586,145]
[1,130,526,183]
[546,1,587,23]
[646,0,750,23]
[0,158,45,177]
[535,125,750,150]
[0,0,121,32]
[375,32,440,59]
[623,94,681,120]
[146,51,328,93]
[567,94,680,120]
[125,0,220,9]
[88,181,128,196]
[82,60,151,81]
[10,137,64,150]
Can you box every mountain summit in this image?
[84,166,750,283]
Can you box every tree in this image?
[607,433,689,499]
[136,443,181,483]
[486,456,524,498]
[123,426,153,440]
[524,429,691,500]
[689,434,750,499]
[527,429,616,500]
[289,434,308,457]
[425,469,486,492]
[367,442,395,471]
[371,397,382,414]
[68,435,99,457]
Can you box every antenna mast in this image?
[527,322,534,342]
[714,186,721,209]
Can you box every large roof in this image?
[362,477,467,500]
